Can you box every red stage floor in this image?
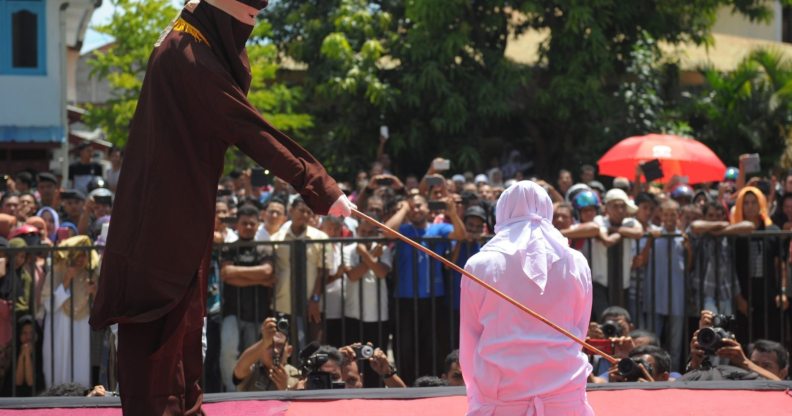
[0,383,790,415]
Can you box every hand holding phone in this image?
[380,125,389,140]
[432,158,450,171]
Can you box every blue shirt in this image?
[395,222,453,298]
[642,227,686,316]
[450,240,481,309]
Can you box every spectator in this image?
[16,193,36,223]
[271,198,334,342]
[580,164,596,184]
[318,216,344,347]
[35,173,59,209]
[730,187,786,342]
[255,197,287,241]
[413,375,447,387]
[609,345,672,382]
[78,189,113,239]
[771,193,792,230]
[591,189,643,317]
[687,328,782,381]
[35,208,60,244]
[233,317,299,391]
[42,236,98,388]
[58,190,85,225]
[557,169,573,197]
[2,315,39,396]
[342,213,392,362]
[295,344,344,389]
[634,199,686,371]
[441,349,464,387]
[13,173,34,194]
[449,206,486,320]
[747,339,789,380]
[68,143,103,194]
[384,193,465,384]
[0,193,19,221]
[553,201,600,246]
[633,192,657,230]
[104,147,123,193]
[219,204,275,391]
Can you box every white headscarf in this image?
[480,180,570,293]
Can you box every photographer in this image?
[339,343,406,388]
[233,317,299,391]
[685,310,782,381]
[608,345,672,382]
[295,344,344,390]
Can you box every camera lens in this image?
[277,318,289,333]
[601,321,621,338]
[697,327,718,351]
[359,345,374,359]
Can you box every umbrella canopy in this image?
[597,134,727,185]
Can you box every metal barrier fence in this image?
[0,230,790,395]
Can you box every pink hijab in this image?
[481,181,570,293]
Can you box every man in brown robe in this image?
[89,0,354,414]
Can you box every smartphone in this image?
[251,167,269,187]
[585,338,614,356]
[433,159,450,171]
[743,153,761,174]
[640,159,664,182]
[222,216,238,225]
[375,177,393,186]
[380,125,389,140]
[425,175,444,187]
[428,200,447,211]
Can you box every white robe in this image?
[459,180,594,416]
[42,284,91,388]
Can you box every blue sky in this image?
[81,1,183,54]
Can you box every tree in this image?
[85,0,312,172]
[684,48,792,170]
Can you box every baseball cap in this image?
[463,205,488,222]
[60,189,86,201]
[37,172,57,185]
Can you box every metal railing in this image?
[0,230,789,395]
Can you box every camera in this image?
[276,314,289,334]
[302,353,345,390]
[353,344,374,360]
[600,320,622,338]
[617,356,654,382]
[696,314,736,354]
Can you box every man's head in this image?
[289,197,313,232]
[364,195,385,218]
[406,194,429,226]
[557,169,573,193]
[600,306,634,336]
[215,200,230,230]
[36,173,58,206]
[0,193,19,217]
[629,345,671,381]
[702,202,725,222]
[14,172,33,193]
[580,165,595,183]
[60,190,85,219]
[442,349,464,386]
[18,192,37,220]
[314,345,343,383]
[659,199,680,231]
[634,192,657,226]
[76,143,92,163]
[320,215,344,238]
[748,339,789,380]
[262,331,292,370]
[629,329,659,348]
[263,197,287,231]
[604,189,633,225]
[552,202,574,231]
[463,206,486,238]
[236,204,260,240]
[340,354,362,389]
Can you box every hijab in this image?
[35,207,60,241]
[731,186,772,227]
[480,181,571,293]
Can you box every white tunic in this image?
[42,284,91,388]
[459,181,594,416]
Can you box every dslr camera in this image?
[617,356,655,382]
[599,320,622,338]
[300,345,344,390]
[696,314,736,354]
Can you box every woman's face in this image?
[41,211,55,236]
[742,192,761,222]
[72,253,88,269]
[19,323,34,345]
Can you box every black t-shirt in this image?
[221,240,273,322]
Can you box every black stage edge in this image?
[0,381,790,409]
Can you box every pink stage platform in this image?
[0,382,790,415]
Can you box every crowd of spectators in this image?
[0,137,790,396]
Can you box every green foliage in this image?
[84,0,175,147]
[84,0,312,173]
[683,48,792,169]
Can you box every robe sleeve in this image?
[195,60,341,215]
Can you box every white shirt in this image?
[322,243,344,319]
[342,242,392,322]
[460,248,592,407]
[271,225,334,315]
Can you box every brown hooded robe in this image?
[89,1,340,414]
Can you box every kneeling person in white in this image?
[460,181,594,416]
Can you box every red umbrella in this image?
[597,134,727,184]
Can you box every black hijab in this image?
[180,0,269,93]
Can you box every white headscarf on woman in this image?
[480,180,569,293]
